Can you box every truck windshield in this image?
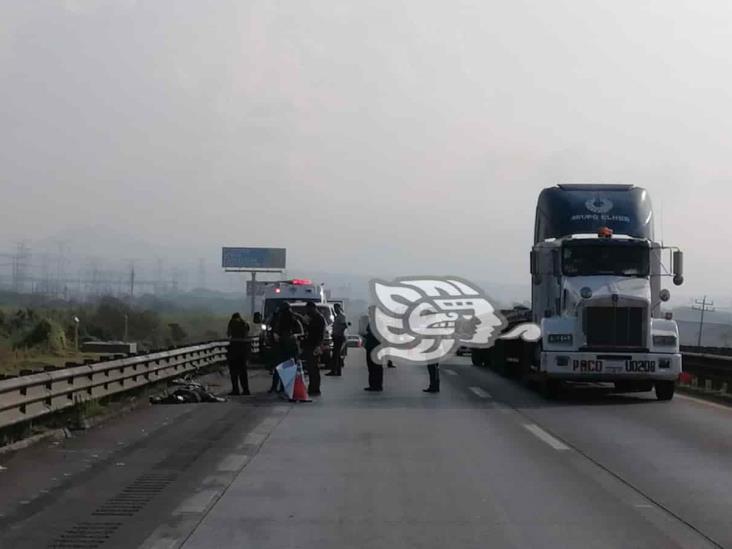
[562,243,649,277]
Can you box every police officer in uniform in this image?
[363,320,383,392]
[326,303,347,376]
[302,302,326,396]
[226,313,251,395]
[268,303,303,393]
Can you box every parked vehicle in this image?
[346,335,363,348]
[474,184,684,400]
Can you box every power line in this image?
[692,296,715,347]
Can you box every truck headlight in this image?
[653,335,677,346]
[548,334,573,345]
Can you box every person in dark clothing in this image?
[226,313,251,395]
[326,303,347,376]
[268,303,303,393]
[424,363,440,393]
[363,321,383,392]
[302,302,326,395]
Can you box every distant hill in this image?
[677,319,732,347]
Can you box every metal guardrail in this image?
[680,351,732,392]
[0,341,231,430]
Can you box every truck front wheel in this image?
[471,348,487,367]
[655,381,675,401]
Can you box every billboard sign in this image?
[222,247,286,271]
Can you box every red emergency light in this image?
[275,288,281,293]
[290,278,312,285]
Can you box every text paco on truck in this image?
[475,184,684,400]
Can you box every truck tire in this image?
[471,348,483,367]
[655,381,675,401]
[519,341,538,378]
[491,340,510,376]
[542,378,562,399]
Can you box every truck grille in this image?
[584,306,644,348]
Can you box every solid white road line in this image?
[523,423,570,451]
[469,386,492,399]
[443,369,458,376]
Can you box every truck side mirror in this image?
[672,250,684,286]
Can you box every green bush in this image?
[15,318,67,353]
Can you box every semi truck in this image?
[474,184,684,400]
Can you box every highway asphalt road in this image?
[1,351,732,548]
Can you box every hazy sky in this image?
[2,0,732,301]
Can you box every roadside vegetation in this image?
[0,291,236,376]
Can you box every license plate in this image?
[604,362,624,374]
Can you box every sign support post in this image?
[250,272,257,316]
[221,247,286,319]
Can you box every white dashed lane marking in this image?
[468,387,492,399]
[523,423,570,451]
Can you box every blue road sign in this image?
[222,247,286,270]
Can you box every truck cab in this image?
[529,184,683,400]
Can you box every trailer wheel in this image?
[471,349,483,367]
[542,378,562,400]
[471,348,491,367]
[655,381,675,401]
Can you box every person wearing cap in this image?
[326,303,348,377]
[302,301,326,395]
[226,312,251,395]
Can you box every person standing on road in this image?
[326,303,347,377]
[268,303,303,393]
[302,302,326,396]
[424,363,440,393]
[226,313,251,395]
[363,319,383,392]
